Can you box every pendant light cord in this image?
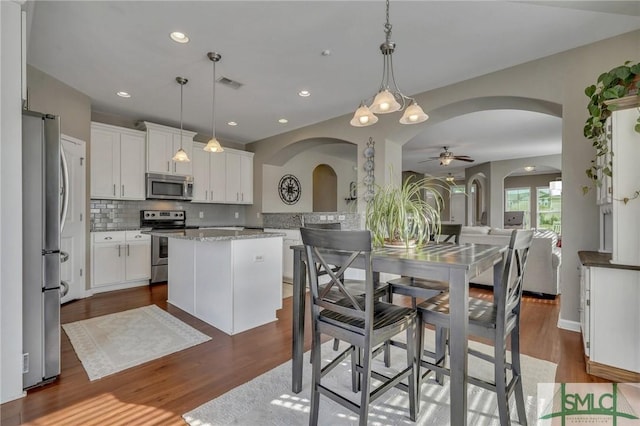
[212,57,216,138]
[179,79,184,149]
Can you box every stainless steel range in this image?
[141,210,194,284]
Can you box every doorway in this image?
[312,164,337,212]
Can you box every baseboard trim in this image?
[557,318,580,332]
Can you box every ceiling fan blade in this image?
[454,157,475,162]
[418,158,439,163]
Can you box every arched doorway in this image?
[313,164,337,212]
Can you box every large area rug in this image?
[63,305,211,381]
[183,330,556,425]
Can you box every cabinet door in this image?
[172,134,193,176]
[147,129,172,174]
[240,154,253,204]
[225,151,242,203]
[92,243,125,286]
[191,146,210,202]
[209,151,226,202]
[125,241,151,281]
[90,127,119,198]
[119,132,146,200]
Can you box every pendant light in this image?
[172,77,190,162]
[350,0,429,127]
[204,51,224,153]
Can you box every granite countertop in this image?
[91,227,146,232]
[145,228,285,242]
[578,250,640,271]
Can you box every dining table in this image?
[291,241,507,425]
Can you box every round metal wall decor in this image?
[278,174,301,205]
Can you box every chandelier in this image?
[350,0,429,127]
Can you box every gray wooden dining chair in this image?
[300,227,419,426]
[418,229,534,425]
[384,225,462,383]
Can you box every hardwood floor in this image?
[1,284,607,425]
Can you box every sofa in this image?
[459,226,561,296]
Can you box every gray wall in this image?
[246,30,640,326]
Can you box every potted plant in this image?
[583,60,640,196]
[365,174,448,248]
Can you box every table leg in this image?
[292,248,306,393]
[448,268,469,425]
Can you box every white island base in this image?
[167,233,283,335]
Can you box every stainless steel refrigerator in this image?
[22,110,68,389]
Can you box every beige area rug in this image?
[183,329,556,425]
[63,305,211,381]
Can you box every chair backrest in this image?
[495,229,534,328]
[431,223,462,244]
[300,227,374,326]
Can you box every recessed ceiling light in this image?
[524,166,536,172]
[170,31,190,44]
[298,90,310,97]
[116,91,131,98]
[227,121,238,126]
[278,118,288,124]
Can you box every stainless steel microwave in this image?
[146,173,194,200]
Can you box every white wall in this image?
[1,0,26,403]
[262,151,357,213]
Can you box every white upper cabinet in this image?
[140,121,196,176]
[192,144,226,203]
[225,149,253,204]
[90,122,145,200]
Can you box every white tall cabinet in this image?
[139,121,196,176]
[579,97,640,382]
[90,122,146,200]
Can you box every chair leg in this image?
[511,323,528,426]
[434,325,446,385]
[383,289,393,367]
[406,317,419,421]
[333,338,340,351]
[309,324,322,426]
[494,338,511,426]
[358,345,373,426]
[351,346,361,392]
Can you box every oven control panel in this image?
[142,210,185,221]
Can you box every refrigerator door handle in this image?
[60,146,69,233]
[60,281,69,297]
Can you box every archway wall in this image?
[246,30,639,325]
[262,149,357,213]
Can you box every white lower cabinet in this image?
[580,261,640,379]
[91,231,151,292]
[265,229,300,283]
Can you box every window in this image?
[537,187,561,234]
[505,188,530,228]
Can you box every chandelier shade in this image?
[350,0,429,127]
[350,102,379,127]
[172,76,190,162]
[204,51,225,153]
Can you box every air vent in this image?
[217,76,243,90]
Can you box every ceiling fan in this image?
[420,146,475,166]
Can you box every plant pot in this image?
[383,239,417,249]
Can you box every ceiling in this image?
[26,1,640,175]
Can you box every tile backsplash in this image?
[90,199,247,231]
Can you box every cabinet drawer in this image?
[92,231,126,243]
[126,230,150,242]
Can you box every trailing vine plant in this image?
[583,60,640,195]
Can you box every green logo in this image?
[539,383,639,425]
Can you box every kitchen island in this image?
[150,229,285,335]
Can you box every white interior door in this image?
[450,193,465,224]
[60,135,86,304]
